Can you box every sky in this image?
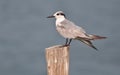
[0,0,120,75]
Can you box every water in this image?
[0,0,120,75]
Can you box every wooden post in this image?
[45,45,69,75]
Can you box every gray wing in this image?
[60,19,88,38]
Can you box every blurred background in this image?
[0,0,120,75]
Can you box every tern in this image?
[47,11,107,50]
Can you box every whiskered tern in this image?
[47,11,107,50]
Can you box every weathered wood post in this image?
[45,45,70,75]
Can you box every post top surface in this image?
[46,45,69,50]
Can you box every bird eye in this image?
[56,13,65,16]
[56,13,59,15]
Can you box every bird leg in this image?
[68,39,72,45]
[63,38,72,47]
[64,38,68,46]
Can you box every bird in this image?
[47,11,107,50]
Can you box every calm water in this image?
[0,0,120,75]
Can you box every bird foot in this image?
[58,44,70,48]
[62,44,70,47]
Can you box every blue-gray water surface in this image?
[0,0,120,75]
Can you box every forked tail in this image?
[75,34,107,50]
[76,37,98,50]
[89,34,107,40]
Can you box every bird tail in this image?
[89,34,107,40]
[76,37,98,50]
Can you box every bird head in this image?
[47,11,66,19]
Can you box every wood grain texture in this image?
[46,45,69,75]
